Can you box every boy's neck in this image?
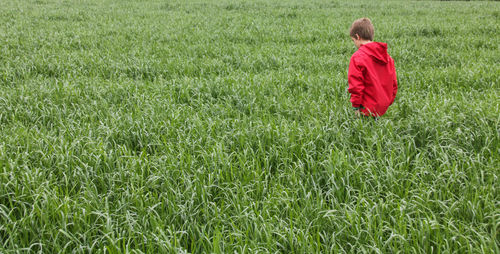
[359,40,372,47]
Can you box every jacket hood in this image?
[359,42,389,64]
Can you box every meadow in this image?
[0,0,499,253]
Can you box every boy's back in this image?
[348,42,397,117]
[348,18,397,117]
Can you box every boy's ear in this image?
[355,34,360,40]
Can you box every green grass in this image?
[0,0,499,253]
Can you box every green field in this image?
[0,0,499,253]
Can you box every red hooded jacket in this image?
[348,42,398,117]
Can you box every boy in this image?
[348,18,398,118]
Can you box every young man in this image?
[348,18,398,118]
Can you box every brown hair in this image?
[350,18,374,41]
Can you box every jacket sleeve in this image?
[347,56,364,108]
[391,58,398,105]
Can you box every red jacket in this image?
[348,42,398,117]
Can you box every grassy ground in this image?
[0,0,499,253]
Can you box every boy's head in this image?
[350,18,374,48]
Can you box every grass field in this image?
[0,0,499,253]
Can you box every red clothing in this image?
[348,42,398,117]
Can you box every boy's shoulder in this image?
[351,49,364,58]
[350,49,369,63]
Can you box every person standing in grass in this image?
[348,18,398,118]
